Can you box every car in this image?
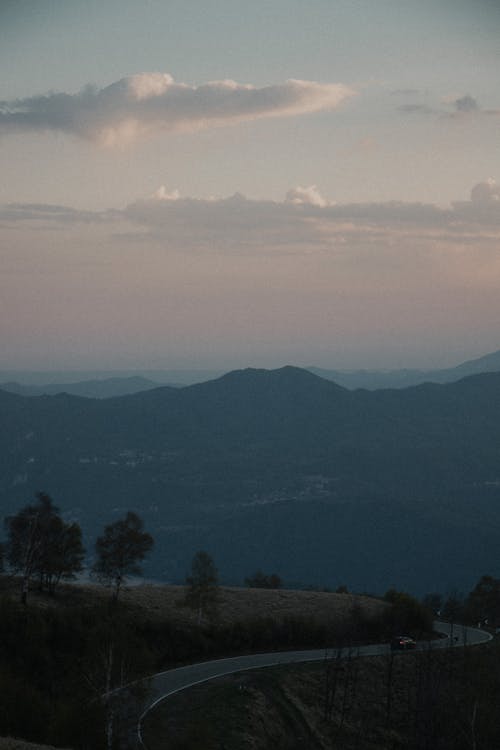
[390,635,417,651]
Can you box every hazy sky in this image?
[1,0,500,371]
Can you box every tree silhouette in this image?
[245,569,283,589]
[184,550,219,624]
[92,511,153,601]
[4,492,84,602]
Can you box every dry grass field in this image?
[118,583,386,627]
[1,575,386,629]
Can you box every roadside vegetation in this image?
[0,574,417,750]
[143,638,500,750]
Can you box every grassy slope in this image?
[0,579,387,749]
[0,577,384,629]
[117,583,385,628]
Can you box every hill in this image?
[0,577,388,750]
[1,366,500,593]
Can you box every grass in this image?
[142,668,322,750]
[0,574,385,630]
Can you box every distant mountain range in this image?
[0,375,163,399]
[1,364,500,595]
[308,348,500,389]
[2,348,500,397]
[0,369,220,394]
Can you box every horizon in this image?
[1,343,499,387]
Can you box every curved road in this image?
[116,620,492,748]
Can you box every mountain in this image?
[0,368,222,388]
[0,375,168,399]
[1,366,500,595]
[3,348,500,398]
[449,349,500,378]
[308,348,500,389]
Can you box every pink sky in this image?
[1,2,499,370]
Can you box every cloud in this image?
[454,94,479,113]
[3,180,500,253]
[0,202,113,224]
[285,185,330,207]
[124,190,319,252]
[397,91,500,120]
[120,180,500,254]
[3,183,500,370]
[449,179,500,228]
[153,185,181,201]
[397,103,435,115]
[0,73,355,146]
[445,94,500,120]
[391,88,421,96]
[470,178,500,203]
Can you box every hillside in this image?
[1,367,500,593]
[0,575,384,630]
[0,578,389,749]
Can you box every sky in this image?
[1,0,500,371]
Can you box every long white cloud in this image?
[0,73,355,146]
[3,181,499,250]
[123,180,500,246]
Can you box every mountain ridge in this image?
[2,347,500,397]
[1,366,500,594]
[307,347,500,389]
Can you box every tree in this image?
[184,550,219,624]
[92,512,154,601]
[4,492,84,602]
[442,591,464,624]
[36,515,85,594]
[422,592,443,616]
[245,569,283,589]
[465,575,500,627]
[383,588,433,636]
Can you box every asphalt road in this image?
[121,620,491,748]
